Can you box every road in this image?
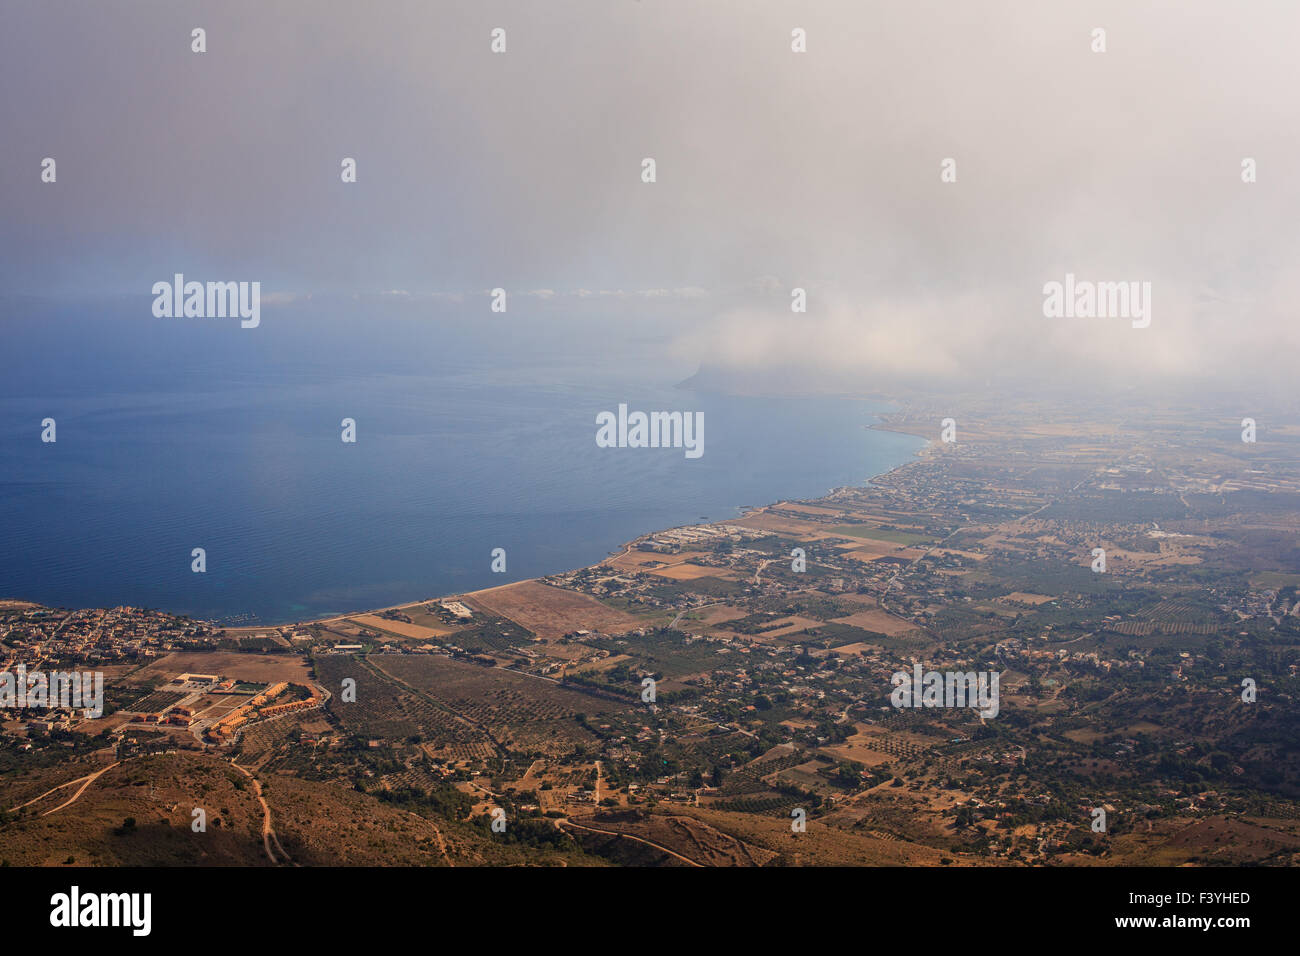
[231,761,294,865]
[555,818,703,866]
[669,601,721,630]
[405,810,453,865]
[11,761,122,816]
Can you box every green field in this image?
[826,525,933,546]
[1250,571,1300,588]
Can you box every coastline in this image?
[221,413,936,634]
[7,408,933,632]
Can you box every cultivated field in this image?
[466,580,645,639]
[135,652,312,685]
[831,607,918,637]
[349,614,456,641]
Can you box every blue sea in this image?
[0,297,923,625]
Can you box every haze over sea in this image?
[0,298,923,625]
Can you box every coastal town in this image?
[3,399,1300,866]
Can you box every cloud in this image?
[634,287,708,298]
[2,1,1297,392]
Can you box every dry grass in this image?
[466,580,644,639]
[832,607,917,637]
[349,614,456,640]
[135,652,312,684]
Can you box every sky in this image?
[2,1,1298,396]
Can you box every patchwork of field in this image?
[372,654,631,754]
[17,397,1300,873]
[315,655,495,760]
[376,655,626,717]
[467,580,644,639]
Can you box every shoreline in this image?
[7,412,934,633]
[226,416,936,633]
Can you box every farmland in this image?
[6,394,1300,867]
